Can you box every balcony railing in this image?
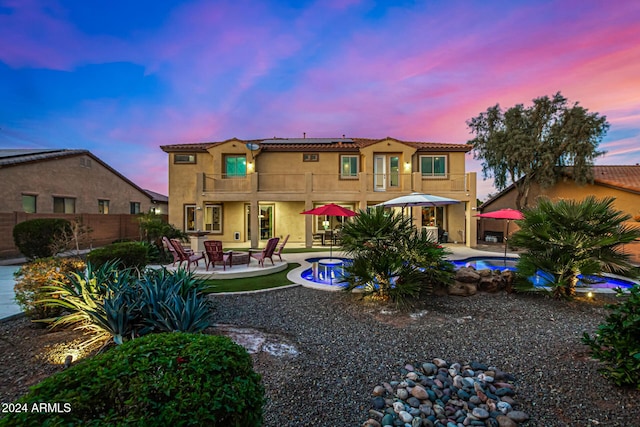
[202,172,473,194]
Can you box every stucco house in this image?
[0,149,159,215]
[478,165,640,261]
[160,137,478,248]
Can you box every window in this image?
[340,155,358,179]
[204,204,222,233]
[174,154,196,164]
[303,153,319,162]
[22,194,36,213]
[130,202,141,214]
[224,155,246,178]
[420,155,446,177]
[98,199,110,214]
[53,197,76,213]
[185,205,196,232]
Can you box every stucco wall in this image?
[0,154,154,214]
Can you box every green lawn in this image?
[202,263,301,293]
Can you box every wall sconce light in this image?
[248,161,254,171]
[196,206,202,210]
[404,162,411,171]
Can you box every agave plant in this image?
[38,260,139,345]
[511,196,640,298]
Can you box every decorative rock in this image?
[448,281,477,296]
[393,401,405,414]
[363,419,382,427]
[495,387,515,397]
[456,267,481,283]
[407,371,419,381]
[422,363,438,375]
[383,382,395,394]
[381,413,395,426]
[470,362,488,371]
[472,408,490,419]
[497,401,512,414]
[411,418,422,427]
[396,388,409,400]
[496,415,518,427]
[373,385,386,396]
[398,410,413,423]
[433,358,448,368]
[410,384,429,400]
[407,397,421,408]
[506,411,530,423]
[372,396,386,410]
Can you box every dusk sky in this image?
[1,0,639,199]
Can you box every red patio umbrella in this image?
[475,208,524,258]
[301,203,357,259]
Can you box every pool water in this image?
[452,256,638,290]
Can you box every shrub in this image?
[87,241,148,269]
[13,257,86,320]
[512,196,640,298]
[12,218,71,260]
[0,333,264,426]
[41,264,211,345]
[340,207,454,307]
[582,285,640,389]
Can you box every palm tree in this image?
[511,196,640,298]
[340,207,454,305]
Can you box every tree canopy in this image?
[467,92,609,209]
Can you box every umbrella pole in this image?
[504,220,510,260]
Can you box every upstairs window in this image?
[340,155,359,179]
[98,199,110,214]
[420,155,447,177]
[174,154,196,164]
[53,197,76,213]
[185,205,196,232]
[22,194,37,213]
[224,155,246,178]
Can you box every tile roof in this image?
[160,137,471,153]
[590,165,640,193]
[0,149,88,166]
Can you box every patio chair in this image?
[273,234,289,262]
[203,240,233,271]
[170,238,204,271]
[162,236,181,266]
[248,237,280,267]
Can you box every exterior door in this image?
[374,155,400,191]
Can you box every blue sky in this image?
[1,0,639,198]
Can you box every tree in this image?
[511,196,640,299]
[467,92,609,210]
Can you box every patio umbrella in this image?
[475,208,524,258]
[376,192,460,208]
[376,193,460,233]
[301,203,357,259]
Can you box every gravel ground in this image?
[211,286,640,427]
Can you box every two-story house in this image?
[160,137,478,248]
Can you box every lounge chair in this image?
[273,235,289,262]
[204,240,233,271]
[248,237,280,267]
[170,238,204,270]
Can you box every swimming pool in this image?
[451,256,639,292]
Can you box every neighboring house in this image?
[0,149,169,258]
[0,149,158,214]
[478,165,640,260]
[144,189,169,215]
[161,137,478,248]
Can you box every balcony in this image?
[202,172,473,195]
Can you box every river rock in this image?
[472,407,490,419]
[433,358,448,368]
[393,401,405,414]
[496,415,518,427]
[363,419,382,427]
[381,413,395,426]
[396,388,409,400]
[398,411,413,423]
[507,411,530,423]
[411,384,429,400]
[373,385,386,396]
